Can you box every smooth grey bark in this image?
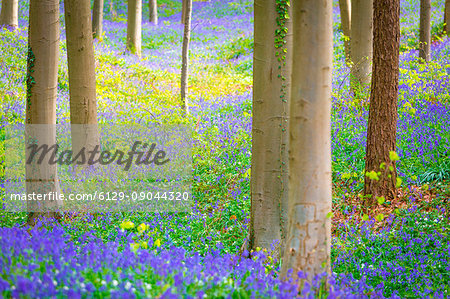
[181,0,187,24]
[180,0,192,113]
[250,0,292,257]
[338,0,351,63]
[127,0,142,57]
[149,0,158,25]
[0,0,18,28]
[419,0,431,62]
[92,0,104,39]
[281,0,333,282]
[350,0,373,93]
[64,0,99,156]
[26,0,61,225]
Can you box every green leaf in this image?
[389,151,400,161]
[376,196,385,205]
[375,213,384,221]
[365,170,379,181]
[396,177,402,188]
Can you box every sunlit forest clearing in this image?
[0,0,449,297]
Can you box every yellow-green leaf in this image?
[396,177,402,188]
[377,196,385,205]
[389,151,400,161]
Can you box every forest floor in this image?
[1,0,449,297]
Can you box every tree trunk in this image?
[92,0,104,39]
[64,0,99,157]
[350,0,373,95]
[149,0,158,25]
[127,0,142,57]
[419,0,431,62]
[363,0,400,207]
[446,0,450,36]
[281,0,333,282]
[180,0,192,114]
[181,0,187,24]
[0,0,18,28]
[338,0,351,63]
[109,0,117,19]
[26,0,61,226]
[250,0,292,257]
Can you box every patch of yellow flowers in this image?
[120,220,162,252]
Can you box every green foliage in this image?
[202,0,252,18]
[332,210,450,297]
[216,34,253,60]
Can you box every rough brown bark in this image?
[419,0,431,62]
[350,0,373,94]
[127,0,142,57]
[338,0,351,63]
[281,0,333,281]
[0,0,18,28]
[26,0,61,226]
[250,0,291,257]
[180,0,192,114]
[363,0,400,207]
[64,0,99,156]
[446,0,450,35]
[149,0,158,25]
[92,0,104,39]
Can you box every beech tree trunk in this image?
[149,0,158,25]
[180,0,192,114]
[338,0,351,63]
[281,0,333,281]
[419,0,431,62]
[350,0,373,94]
[446,0,450,36]
[109,0,117,19]
[26,0,61,226]
[363,0,400,207]
[127,0,142,57]
[64,0,99,156]
[0,0,18,28]
[250,0,292,257]
[181,0,187,24]
[92,0,104,39]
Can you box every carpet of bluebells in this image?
[1,0,450,298]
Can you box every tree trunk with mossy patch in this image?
[26,0,61,226]
[249,0,291,258]
[127,0,142,57]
